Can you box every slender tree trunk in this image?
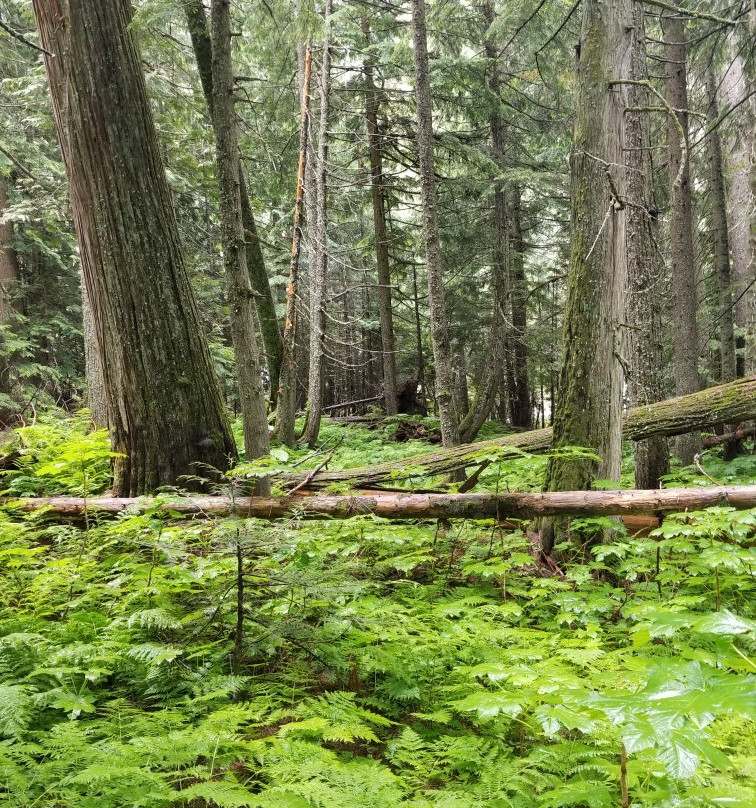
[411,259,425,391]
[275,44,312,446]
[210,0,270,485]
[303,0,333,448]
[662,13,701,465]
[542,0,632,554]
[459,0,509,443]
[410,0,460,447]
[363,19,398,415]
[721,37,755,378]
[706,68,736,387]
[33,0,236,495]
[624,3,668,488]
[508,186,532,429]
[0,181,19,424]
[184,0,283,406]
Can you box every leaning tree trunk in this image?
[184,0,283,406]
[721,36,755,378]
[541,0,632,554]
[663,13,701,465]
[210,0,271,484]
[410,0,460,448]
[363,19,398,416]
[624,3,668,488]
[33,0,236,495]
[302,0,333,449]
[281,377,756,490]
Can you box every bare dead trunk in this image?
[7,485,755,522]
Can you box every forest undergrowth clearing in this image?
[0,413,753,807]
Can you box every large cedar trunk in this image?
[624,4,668,488]
[411,0,460,447]
[542,0,632,551]
[662,13,701,465]
[33,0,236,495]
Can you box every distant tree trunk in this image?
[721,38,755,378]
[460,0,509,443]
[662,13,701,465]
[508,186,532,429]
[410,0,460,448]
[210,0,271,484]
[275,44,312,446]
[624,3,668,489]
[0,181,19,424]
[706,68,736,388]
[363,19,398,416]
[303,0,333,448]
[541,0,631,555]
[81,278,109,428]
[184,0,283,406]
[33,0,236,495]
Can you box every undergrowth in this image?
[0,414,753,806]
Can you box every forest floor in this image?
[0,412,754,807]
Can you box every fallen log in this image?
[2,485,754,522]
[281,377,756,490]
[702,425,756,448]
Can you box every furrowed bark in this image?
[33,0,236,495]
[5,485,755,522]
[508,186,532,429]
[280,377,756,490]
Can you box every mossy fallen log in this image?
[281,377,756,490]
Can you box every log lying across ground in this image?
[3,485,755,522]
[282,377,756,490]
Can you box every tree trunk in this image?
[542,0,632,552]
[720,36,755,378]
[81,277,109,428]
[302,0,333,449]
[459,0,509,443]
[363,19,398,416]
[508,186,532,429]
[7,485,756,522]
[0,180,19,424]
[662,13,701,465]
[33,0,236,495]
[410,0,460,448]
[624,3,669,488]
[281,377,756,490]
[706,68,736,387]
[184,0,283,406]
[210,0,270,485]
[274,44,312,446]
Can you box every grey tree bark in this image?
[302,0,333,448]
[662,13,701,465]
[210,0,271,487]
[624,3,668,489]
[183,0,283,406]
[33,0,237,495]
[363,19,398,416]
[542,0,632,554]
[0,180,19,424]
[721,36,755,378]
[410,0,460,447]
